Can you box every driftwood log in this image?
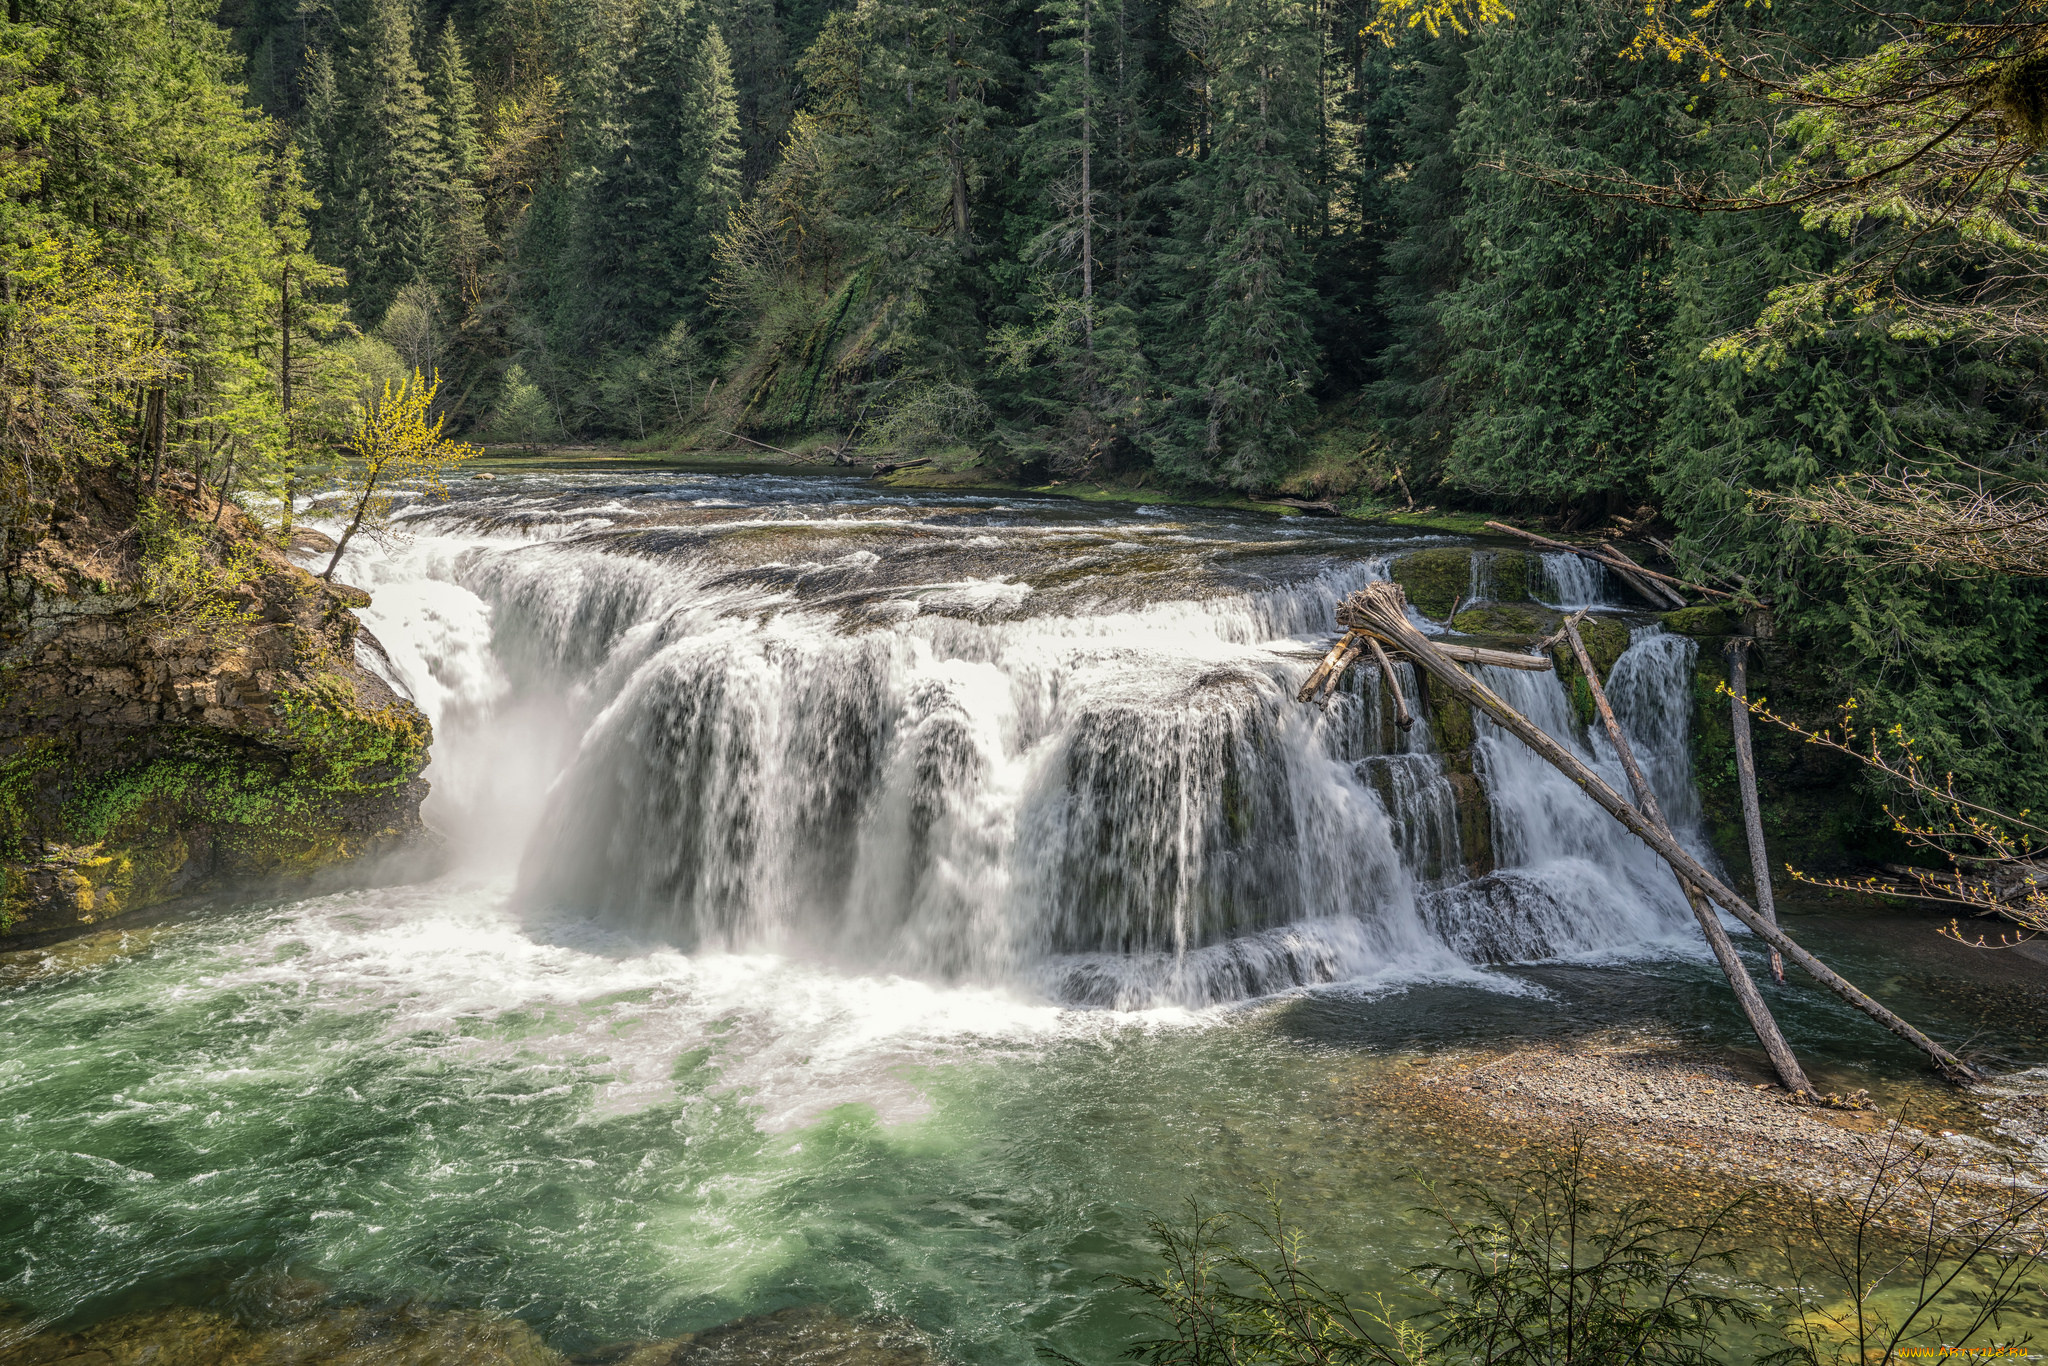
[1484,521,1732,607]
[1366,637,1414,730]
[1317,634,1367,707]
[1727,639,1785,983]
[1562,617,1815,1097]
[1329,581,1980,1087]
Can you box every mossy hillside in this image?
[1,685,429,931]
[3,478,435,935]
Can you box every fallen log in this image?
[722,430,807,460]
[1366,637,1414,730]
[1411,641,1552,672]
[1297,631,1361,703]
[1336,582,1981,1086]
[1727,639,1784,983]
[1562,616,1813,1097]
[874,456,934,475]
[1336,603,1552,670]
[1269,497,1342,516]
[1317,634,1367,707]
[1485,521,1732,605]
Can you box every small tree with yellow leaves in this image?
[322,370,478,582]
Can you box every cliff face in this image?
[1,473,433,938]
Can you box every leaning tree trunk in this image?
[1727,639,1783,982]
[1334,582,1980,1086]
[1563,617,1813,1097]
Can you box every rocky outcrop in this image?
[1,472,433,938]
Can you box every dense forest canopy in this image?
[2,0,2045,820]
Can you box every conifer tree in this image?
[425,18,487,304]
[312,0,444,324]
[1427,0,1695,513]
[708,0,796,189]
[1003,0,1165,468]
[559,0,743,357]
[1151,0,1321,489]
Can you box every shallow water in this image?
[4,471,2042,1362]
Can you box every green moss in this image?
[1661,605,1736,636]
[1340,504,1503,536]
[1489,551,1530,605]
[1390,548,1470,619]
[274,674,431,796]
[1,737,61,863]
[1451,601,1559,641]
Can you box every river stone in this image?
[574,1306,938,1366]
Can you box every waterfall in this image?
[1532,551,1615,608]
[331,478,1706,1008]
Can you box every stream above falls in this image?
[4,470,2043,1364]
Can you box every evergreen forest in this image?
[4,0,2047,819]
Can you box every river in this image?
[2,470,2038,1363]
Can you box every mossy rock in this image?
[1661,604,1736,636]
[1451,601,1560,643]
[1421,676,1476,769]
[1548,614,1632,726]
[1445,771,1493,876]
[1390,548,1469,619]
[1470,550,1531,605]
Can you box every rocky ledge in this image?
[1,472,434,938]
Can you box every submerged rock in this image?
[0,1300,562,1366]
[1,472,434,939]
[575,1307,939,1366]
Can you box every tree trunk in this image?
[946,31,971,252]
[145,388,167,494]
[1079,0,1094,348]
[323,469,380,582]
[1564,617,1812,1096]
[1366,636,1412,729]
[214,446,237,525]
[1728,639,1784,982]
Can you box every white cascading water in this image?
[325,478,1710,1010]
[1532,551,1617,608]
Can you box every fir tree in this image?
[312,0,444,324]
[425,18,487,304]
[1151,0,1321,490]
[708,0,796,188]
[559,0,743,357]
